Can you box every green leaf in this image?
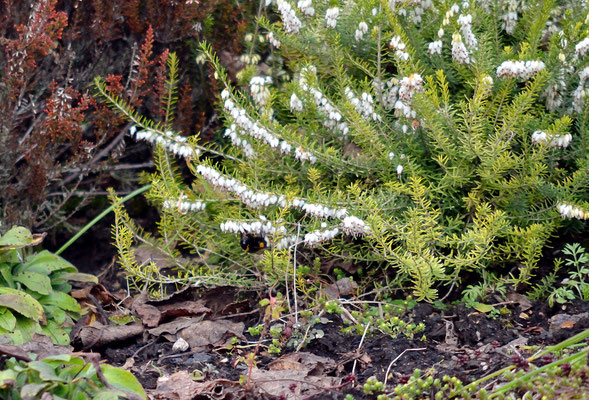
[0,369,17,388]
[0,265,16,288]
[38,292,81,313]
[101,364,147,400]
[20,383,48,398]
[471,302,495,313]
[28,361,65,382]
[40,320,70,346]
[54,272,98,284]
[17,250,77,275]
[0,287,45,322]
[0,309,17,331]
[93,390,123,400]
[14,271,52,295]
[9,318,41,344]
[0,226,44,250]
[44,304,67,325]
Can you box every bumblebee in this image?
[240,232,268,253]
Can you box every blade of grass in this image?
[55,184,152,255]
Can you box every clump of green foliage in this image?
[96,0,588,302]
[0,353,146,400]
[0,226,97,344]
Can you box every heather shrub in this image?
[0,0,251,232]
[99,0,588,301]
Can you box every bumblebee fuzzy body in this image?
[240,232,268,253]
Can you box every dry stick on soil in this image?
[383,347,427,386]
[351,322,371,376]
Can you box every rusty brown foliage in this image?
[0,0,251,231]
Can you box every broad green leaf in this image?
[43,354,72,363]
[0,265,15,288]
[471,302,495,313]
[20,383,48,398]
[101,364,147,400]
[0,309,17,331]
[14,271,52,295]
[44,304,67,325]
[54,272,98,284]
[93,390,122,400]
[9,318,41,344]
[40,321,70,346]
[0,248,19,265]
[17,250,77,275]
[38,292,81,313]
[28,361,65,382]
[0,369,17,388]
[0,287,45,321]
[0,226,44,250]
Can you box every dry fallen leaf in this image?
[251,353,339,400]
[179,319,245,349]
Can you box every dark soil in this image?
[72,259,589,399]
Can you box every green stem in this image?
[453,328,589,398]
[55,184,152,255]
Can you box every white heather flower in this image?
[373,78,398,110]
[304,227,340,246]
[452,33,470,64]
[390,36,409,61]
[575,37,589,58]
[277,0,302,34]
[341,216,371,236]
[395,74,423,119]
[296,0,314,16]
[398,74,423,101]
[531,130,547,144]
[428,40,443,56]
[220,218,287,236]
[457,14,477,50]
[396,164,404,177]
[290,93,303,112]
[355,21,369,41]
[267,31,281,48]
[223,90,316,163]
[438,28,445,38]
[501,10,518,34]
[345,87,382,122]
[572,67,589,113]
[325,7,339,29]
[196,165,287,209]
[557,203,588,220]
[249,76,272,106]
[496,60,545,80]
[163,196,206,212]
[224,124,256,158]
[299,67,349,135]
[132,127,196,159]
[531,130,572,148]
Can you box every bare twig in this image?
[383,347,427,386]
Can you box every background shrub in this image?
[99,0,588,301]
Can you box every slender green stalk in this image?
[489,348,588,398]
[55,184,152,255]
[454,328,589,398]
